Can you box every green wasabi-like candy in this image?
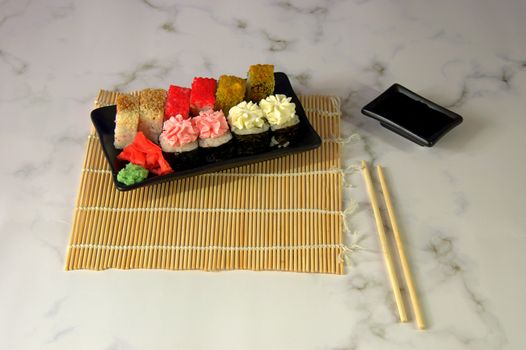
[117,163,149,185]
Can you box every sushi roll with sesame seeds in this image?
[139,88,167,143]
[114,93,140,149]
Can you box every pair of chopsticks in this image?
[361,161,426,329]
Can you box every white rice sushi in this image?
[139,88,167,144]
[114,93,140,149]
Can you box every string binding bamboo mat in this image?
[65,91,348,274]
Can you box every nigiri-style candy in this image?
[164,85,191,120]
[190,77,216,116]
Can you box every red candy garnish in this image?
[164,85,191,120]
[118,132,173,176]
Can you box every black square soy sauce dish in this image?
[361,83,463,147]
[91,72,322,191]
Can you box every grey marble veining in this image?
[1,0,525,349]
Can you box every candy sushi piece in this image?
[259,94,300,147]
[227,101,270,155]
[215,75,246,113]
[246,64,274,102]
[193,109,234,162]
[164,85,191,120]
[114,93,140,149]
[139,88,167,143]
[159,115,198,153]
[190,77,216,116]
[159,115,200,169]
[118,131,173,176]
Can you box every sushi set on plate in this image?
[91,64,322,191]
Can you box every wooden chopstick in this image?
[360,161,409,323]
[376,165,426,329]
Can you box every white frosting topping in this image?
[259,94,299,127]
[227,101,267,130]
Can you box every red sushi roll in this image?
[190,77,216,116]
[164,85,191,120]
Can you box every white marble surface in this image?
[1,0,525,349]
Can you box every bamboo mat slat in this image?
[65,92,344,274]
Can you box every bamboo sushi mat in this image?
[65,91,345,274]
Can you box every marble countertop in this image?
[1,0,525,349]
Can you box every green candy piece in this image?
[117,163,149,185]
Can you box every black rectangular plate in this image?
[91,72,322,191]
[361,83,463,146]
